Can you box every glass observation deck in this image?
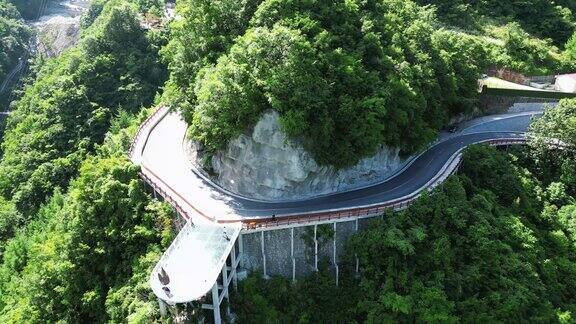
[150,221,241,304]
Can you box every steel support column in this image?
[261,231,267,277]
[211,282,221,324]
[238,234,245,268]
[333,222,339,286]
[231,244,238,290]
[314,225,318,272]
[221,265,230,319]
[291,227,296,282]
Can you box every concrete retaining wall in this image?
[239,217,379,280]
[479,95,559,113]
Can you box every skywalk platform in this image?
[150,221,241,305]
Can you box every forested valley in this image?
[0,0,574,322]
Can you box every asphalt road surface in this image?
[141,110,539,220]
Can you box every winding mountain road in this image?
[141,106,545,306]
[134,108,541,224]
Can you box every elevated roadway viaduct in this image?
[130,105,547,322]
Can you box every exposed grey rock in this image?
[189,110,412,201]
[36,18,81,57]
[33,0,91,57]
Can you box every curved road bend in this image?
[140,111,539,220]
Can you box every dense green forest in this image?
[164,0,575,168]
[0,0,574,322]
[232,101,576,322]
[0,0,30,86]
[232,99,576,323]
[232,98,576,322]
[416,0,576,46]
[0,0,172,322]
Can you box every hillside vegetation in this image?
[0,0,573,322]
[165,0,575,168]
[230,99,576,323]
[233,101,576,322]
[416,0,576,47]
[0,0,30,86]
[0,0,172,322]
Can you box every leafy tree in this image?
[0,0,30,87]
[173,0,502,168]
[530,98,576,148]
[489,23,563,75]
[0,2,166,226]
[0,156,174,322]
[233,146,576,322]
[566,33,576,67]
[416,0,576,47]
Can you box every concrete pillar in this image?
[333,222,339,286]
[238,234,245,268]
[158,298,167,317]
[314,225,318,272]
[222,265,230,319]
[211,282,221,324]
[355,219,359,274]
[261,231,267,277]
[231,244,238,290]
[291,227,295,282]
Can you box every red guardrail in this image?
[236,138,527,230]
[128,106,168,159]
[128,108,528,232]
[140,165,216,222]
[139,171,191,221]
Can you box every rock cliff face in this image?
[36,18,81,57]
[33,0,91,57]
[189,111,411,201]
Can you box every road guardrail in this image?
[128,107,528,231]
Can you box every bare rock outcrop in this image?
[189,111,411,201]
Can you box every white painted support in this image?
[261,231,267,277]
[221,266,229,299]
[314,225,318,272]
[333,222,338,286]
[231,245,238,290]
[158,298,167,317]
[355,219,359,274]
[202,240,241,324]
[221,266,230,319]
[291,227,295,282]
[211,282,221,324]
[238,234,245,268]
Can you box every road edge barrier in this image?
[128,110,527,230]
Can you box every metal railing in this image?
[139,170,191,221]
[128,106,169,159]
[140,165,217,222]
[237,138,527,230]
[128,106,528,231]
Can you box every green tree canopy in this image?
[416,0,576,47]
[0,2,166,225]
[233,145,576,322]
[0,0,30,85]
[168,0,501,168]
[530,98,576,148]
